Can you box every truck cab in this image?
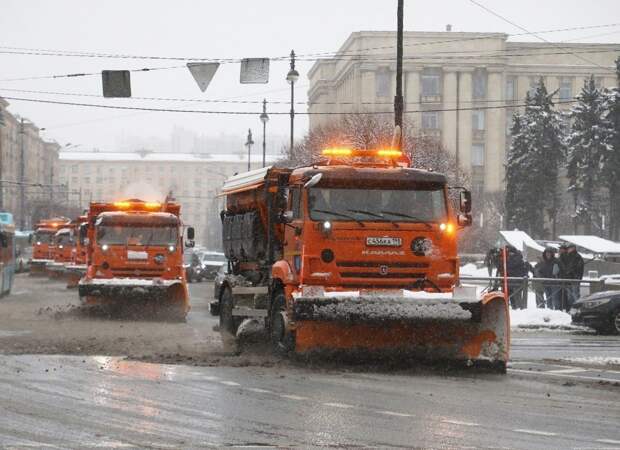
[29,218,70,275]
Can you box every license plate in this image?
[127,250,148,260]
[366,237,402,247]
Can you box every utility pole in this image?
[19,118,25,230]
[0,109,4,211]
[394,0,405,151]
[286,50,300,154]
[245,129,254,172]
[260,99,269,168]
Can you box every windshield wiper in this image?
[380,210,433,229]
[312,209,364,227]
[348,209,398,228]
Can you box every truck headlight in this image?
[168,245,176,253]
[101,244,109,252]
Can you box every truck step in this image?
[232,286,269,295]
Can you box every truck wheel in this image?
[269,290,293,354]
[614,311,620,335]
[219,286,240,336]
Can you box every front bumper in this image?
[46,261,67,273]
[78,277,183,299]
[571,306,614,329]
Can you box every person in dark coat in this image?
[498,245,530,310]
[558,243,584,311]
[534,247,560,309]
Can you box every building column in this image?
[485,68,505,192]
[405,69,420,129]
[457,69,474,174]
[441,68,457,156]
[517,74,530,104]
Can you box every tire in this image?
[614,311,620,335]
[269,289,293,354]
[219,286,240,336]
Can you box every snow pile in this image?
[459,264,490,277]
[510,307,573,329]
[298,296,472,322]
[559,356,620,367]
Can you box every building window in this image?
[505,76,517,101]
[96,166,102,174]
[71,177,78,185]
[421,68,441,96]
[83,177,90,184]
[472,110,485,131]
[473,69,487,100]
[471,144,485,167]
[375,68,391,98]
[96,177,103,184]
[421,111,439,129]
[82,165,90,175]
[71,165,78,174]
[559,77,573,101]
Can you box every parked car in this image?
[210,263,228,315]
[200,251,227,280]
[571,290,620,334]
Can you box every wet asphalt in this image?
[0,274,619,449]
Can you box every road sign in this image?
[187,62,220,92]
[240,58,270,84]
[101,70,131,98]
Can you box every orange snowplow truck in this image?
[29,218,70,275]
[217,148,510,370]
[78,199,194,320]
[65,215,88,288]
[47,224,76,279]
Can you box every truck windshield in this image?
[35,231,53,244]
[308,187,447,223]
[96,226,178,246]
[55,233,72,246]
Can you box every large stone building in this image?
[308,31,619,196]
[0,97,61,229]
[58,150,275,249]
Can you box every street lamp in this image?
[245,129,254,171]
[259,99,269,168]
[286,50,299,154]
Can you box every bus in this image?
[0,212,16,297]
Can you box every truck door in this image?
[284,186,304,276]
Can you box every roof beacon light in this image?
[144,202,161,209]
[377,149,403,158]
[322,148,352,157]
[113,201,131,209]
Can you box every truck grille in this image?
[339,272,426,279]
[111,267,165,278]
[336,261,429,269]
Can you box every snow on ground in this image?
[510,307,573,328]
[558,356,620,367]
[460,263,490,277]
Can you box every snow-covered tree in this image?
[566,76,614,234]
[505,79,566,238]
[602,57,620,240]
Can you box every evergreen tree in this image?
[566,76,614,234]
[505,79,565,237]
[602,57,620,239]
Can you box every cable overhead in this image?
[0,94,578,116]
[468,0,616,73]
[0,64,185,82]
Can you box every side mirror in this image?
[457,214,473,227]
[187,227,195,240]
[460,190,472,214]
[79,224,88,243]
[279,210,294,224]
[304,173,323,189]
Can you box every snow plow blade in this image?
[292,293,509,366]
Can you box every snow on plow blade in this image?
[292,292,510,365]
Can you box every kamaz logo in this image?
[379,265,389,275]
[362,250,405,256]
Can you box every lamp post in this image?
[286,50,299,154]
[259,99,269,167]
[245,129,254,171]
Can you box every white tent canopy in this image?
[559,235,620,255]
[500,230,546,253]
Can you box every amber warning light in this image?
[321,148,403,158]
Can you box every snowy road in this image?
[0,274,619,448]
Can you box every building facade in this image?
[58,150,274,249]
[308,31,619,195]
[0,97,61,229]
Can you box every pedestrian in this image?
[558,243,584,311]
[534,247,561,309]
[498,245,529,310]
[485,247,501,291]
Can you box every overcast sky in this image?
[1,0,619,153]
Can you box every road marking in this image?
[513,429,557,437]
[442,419,479,427]
[246,387,272,394]
[376,410,413,417]
[509,368,620,383]
[596,439,620,445]
[547,368,587,374]
[202,375,220,381]
[219,380,241,386]
[323,402,355,409]
[280,394,309,401]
